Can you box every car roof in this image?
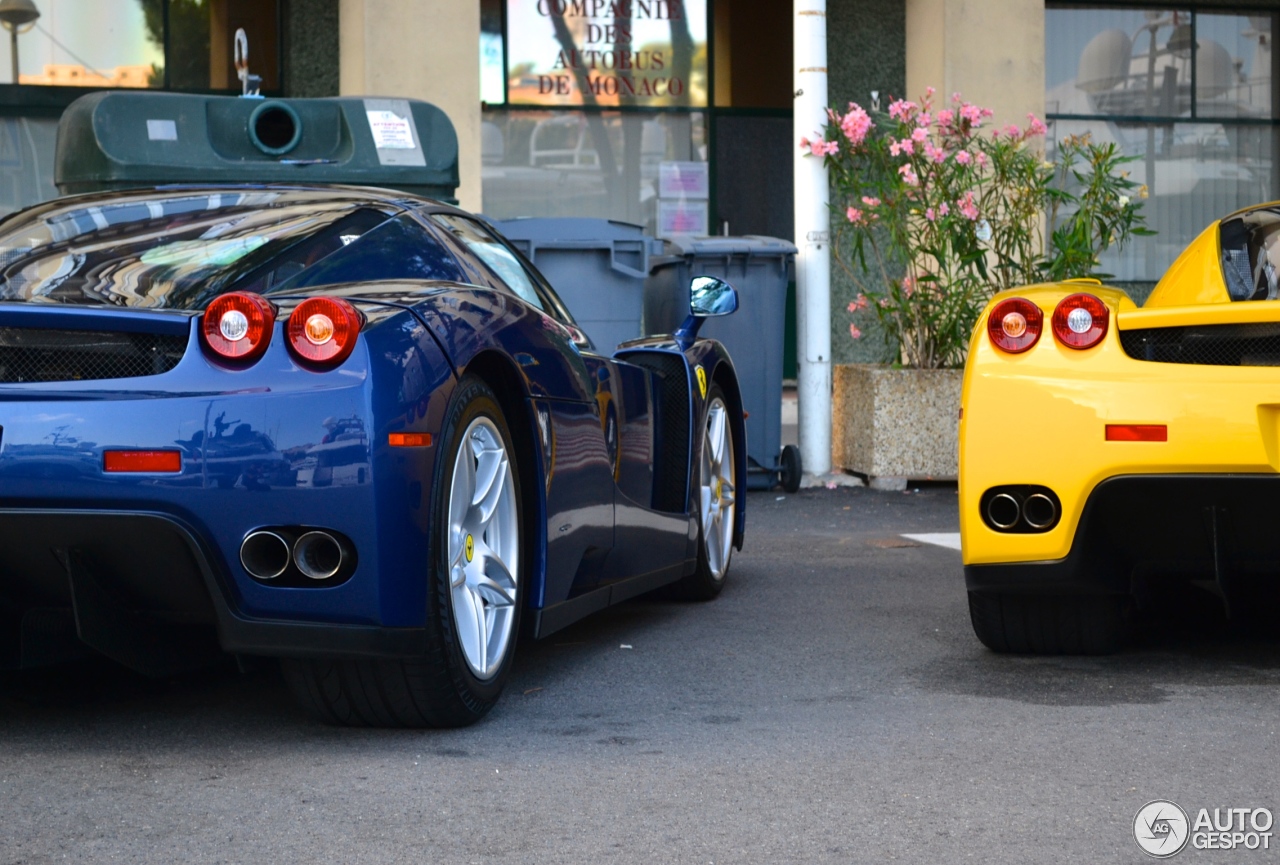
[4,183,472,227]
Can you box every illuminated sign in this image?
[506,0,707,107]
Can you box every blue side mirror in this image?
[690,276,738,317]
[675,276,737,348]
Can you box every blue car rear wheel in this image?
[282,374,524,726]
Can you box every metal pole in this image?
[10,29,17,85]
[794,0,831,477]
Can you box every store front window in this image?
[480,0,710,237]
[1046,6,1278,284]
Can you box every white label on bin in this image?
[147,119,177,141]
[363,99,426,167]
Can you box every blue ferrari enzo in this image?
[0,184,746,727]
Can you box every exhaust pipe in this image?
[293,531,346,580]
[1022,493,1058,530]
[986,492,1022,530]
[241,530,292,580]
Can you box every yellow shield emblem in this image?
[695,365,707,399]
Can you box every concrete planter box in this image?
[832,364,962,488]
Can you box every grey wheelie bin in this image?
[645,235,800,491]
[490,218,663,353]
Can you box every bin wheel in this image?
[780,445,802,493]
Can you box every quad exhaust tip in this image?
[240,530,292,580]
[1022,493,1058,530]
[986,492,1021,530]
[293,530,346,581]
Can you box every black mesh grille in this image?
[623,352,690,513]
[1119,323,1280,367]
[0,327,187,383]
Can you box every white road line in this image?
[902,532,961,551]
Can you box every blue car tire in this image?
[282,375,524,727]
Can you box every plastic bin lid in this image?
[492,217,661,251]
[658,235,798,257]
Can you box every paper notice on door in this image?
[363,99,426,167]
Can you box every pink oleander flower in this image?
[937,109,954,127]
[925,207,936,222]
[898,163,919,186]
[800,136,838,156]
[851,293,870,311]
[888,139,901,157]
[951,92,963,103]
[1026,114,1047,136]
[861,196,881,207]
[957,190,979,220]
[887,99,917,121]
[898,138,915,155]
[911,126,928,143]
[840,104,874,146]
[845,206,864,224]
[924,141,946,163]
[1000,124,1022,139]
[959,104,983,126]
[916,112,931,128]
[902,275,915,297]
[975,151,989,168]
[938,202,949,217]
[878,297,892,309]
[925,86,936,98]
[955,150,972,166]
[849,324,863,340]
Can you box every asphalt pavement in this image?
[3,485,1280,863]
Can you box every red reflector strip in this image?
[388,432,433,448]
[1105,424,1167,442]
[103,449,183,472]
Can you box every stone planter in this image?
[832,364,963,489]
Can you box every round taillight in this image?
[201,292,275,364]
[1052,293,1109,349]
[986,297,1043,353]
[286,297,363,368]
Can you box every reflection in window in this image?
[1046,7,1278,283]
[481,108,707,236]
[0,0,278,91]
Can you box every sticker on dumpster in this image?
[146,119,177,141]
[696,366,707,399]
[363,99,426,167]
[367,111,414,149]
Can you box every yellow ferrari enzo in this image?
[961,204,1280,654]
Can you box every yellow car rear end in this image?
[960,206,1280,653]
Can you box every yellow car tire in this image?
[967,592,1126,655]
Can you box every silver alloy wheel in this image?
[699,396,736,580]
[447,416,519,680]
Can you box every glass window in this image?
[481,108,708,236]
[503,0,708,108]
[429,213,581,331]
[1047,6,1279,283]
[0,0,279,92]
[278,214,465,291]
[0,192,398,307]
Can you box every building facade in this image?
[0,0,1275,363]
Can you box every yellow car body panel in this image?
[1143,221,1228,308]
[960,285,1280,567]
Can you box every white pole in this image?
[794,0,831,477]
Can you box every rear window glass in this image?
[0,190,458,309]
[1221,209,1280,301]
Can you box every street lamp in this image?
[0,0,39,85]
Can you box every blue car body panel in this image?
[0,185,747,670]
